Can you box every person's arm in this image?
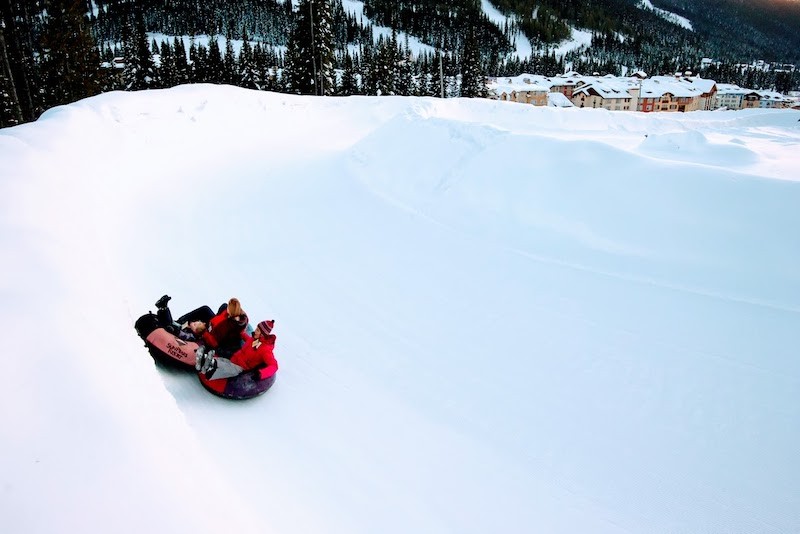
[256,344,279,379]
[200,330,218,348]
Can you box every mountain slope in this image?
[652,0,800,62]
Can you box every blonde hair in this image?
[227,298,243,317]
[189,321,207,334]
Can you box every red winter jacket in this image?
[231,331,278,379]
[201,309,248,349]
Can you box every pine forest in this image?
[1,0,799,127]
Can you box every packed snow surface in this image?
[1,85,799,534]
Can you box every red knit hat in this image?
[257,320,274,336]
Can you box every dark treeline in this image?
[652,0,800,64]
[2,0,105,126]
[2,0,799,128]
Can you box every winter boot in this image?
[155,294,172,310]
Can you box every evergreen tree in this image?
[460,16,485,98]
[418,57,435,97]
[0,24,22,126]
[0,67,18,126]
[774,70,795,94]
[207,38,223,83]
[447,72,459,98]
[159,40,176,87]
[173,37,189,84]
[311,0,336,95]
[284,0,335,95]
[223,31,236,84]
[121,8,155,90]
[38,0,103,108]
[339,50,358,95]
[187,39,199,82]
[359,42,377,95]
[282,23,305,94]
[374,35,395,95]
[0,0,38,122]
[396,44,414,96]
[239,30,259,89]
[252,42,271,89]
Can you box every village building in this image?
[488,77,550,106]
[682,76,717,110]
[755,90,790,108]
[548,72,583,99]
[638,76,703,112]
[571,77,639,111]
[487,73,792,114]
[547,92,575,108]
[713,84,771,110]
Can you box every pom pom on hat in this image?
[257,320,274,336]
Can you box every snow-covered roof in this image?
[640,76,702,98]
[716,83,745,95]
[547,92,574,107]
[487,74,552,95]
[573,78,638,99]
[487,73,790,104]
[757,90,790,102]
[683,76,716,93]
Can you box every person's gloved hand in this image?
[203,358,218,379]
[202,350,216,373]
[194,346,206,371]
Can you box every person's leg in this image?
[196,305,215,323]
[156,307,174,327]
[203,357,244,380]
[178,305,215,324]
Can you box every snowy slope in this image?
[637,0,694,31]
[481,0,597,59]
[1,86,799,533]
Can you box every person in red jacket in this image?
[198,297,249,356]
[197,320,278,381]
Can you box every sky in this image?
[1,85,799,534]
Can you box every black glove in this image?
[203,358,218,379]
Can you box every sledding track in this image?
[3,87,800,534]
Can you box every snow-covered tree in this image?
[38,0,103,106]
[284,0,335,95]
[121,9,155,90]
[239,30,259,90]
[460,16,486,98]
[223,31,236,84]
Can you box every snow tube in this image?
[134,305,215,370]
[135,304,276,399]
[199,367,277,400]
